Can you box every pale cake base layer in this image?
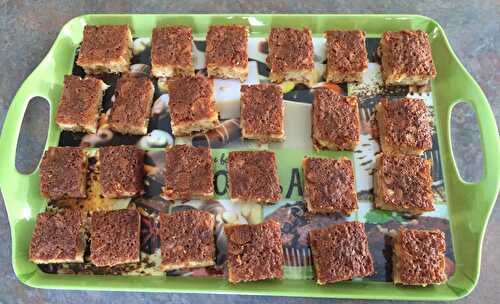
[313,137,359,151]
[207,65,248,82]
[241,130,285,143]
[160,259,215,272]
[325,70,365,83]
[269,69,317,87]
[171,114,219,136]
[152,64,195,78]
[375,103,425,155]
[230,198,276,205]
[160,189,214,201]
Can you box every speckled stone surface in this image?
[0,1,498,303]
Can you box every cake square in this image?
[228,151,281,204]
[151,26,194,78]
[266,27,315,87]
[76,25,133,74]
[224,220,284,283]
[39,147,88,200]
[29,209,85,264]
[374,153,434,214]
[375,97,432,154]
[167,75,219,136]
[309,221,374,284]
[205,24,248,81]
[55,75,108,133]
[90,209,140,267]
[324,30,368,83]
[393,228,447,286]
[240,84,285,143]
[377,30,436,85]
[162,144,214,200]
[98,145,145,198]
[109,75,155,135]
[302,157,358,215]
[159,209,215,271]
[312,87,360,151]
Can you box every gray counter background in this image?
[0,1,498,303]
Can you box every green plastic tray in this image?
[0,14,499,301]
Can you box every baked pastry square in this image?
[266,27,315,87]
[374,153,434,215]
[167,75,219,136]
[393,228,447,286]
[224,220,284,283]
[377,30,436,85]
[309,221,374,284]
[39,147,88,200]
[240,84,285,143]
[76,25,133,74]
[159,209,215,271]
[375,97,432,155]
[29,209,85,264]
[90,209,141,267]
[302,157,358,215]
[205,24,248,81]
[109,75,155,135]
[228,150,281,204]
[55,75,108,133]
[162,144,214,200]
[98,145,145,198]
[151,26,194,78]
[324,30,368,83]
[312,87,360,151]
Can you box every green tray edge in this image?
[0,13,498,301]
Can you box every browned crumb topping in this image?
[225,220,284,283]
[205,25,248,68]
[109,75,153,130]
[39,147,87,200]
[159,210,215,267]
[325,30,368,73]
[167,76,217,124]
[56,75,103,129]
[77,25,131,64]
[90,209,140,267]
[151,26,193,67]
[98,145,144,198]
[303,157,357,214]
[266,27,314,73]
[380,30,436,77]
[29,209,83,262]
[240,84,284,137]
[395,229,446,285]
[378,153,434,211]
[309,221,374,284]
[228,151,281,203]
[164,145,214,199]
[380,98,432,151]
[313,88,360,149]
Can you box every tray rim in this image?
[0,13,499,301]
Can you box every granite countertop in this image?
[0,1,498,303]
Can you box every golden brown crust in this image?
[159,210,215,271]
[240,84,284,143]
[374,153,434,214]
[151,26,194,77]
[39,147,88,200]
[302,157,357,215]
[393,228,447,286]
[55,75,106,133]
[109,75,154,135]
[227,151,281,204]
[312,88,360,151]
[98,145,145,198]
[309,221,374,284]
[224,220,284,283]
[376,98,432,154]
[162,145,214,200]
[90,209,140,267]
[205,24,248,69]
[29,209,85,264]
[324,30,368,83]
